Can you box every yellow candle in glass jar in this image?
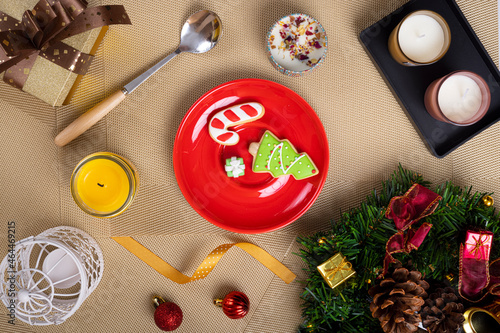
[71,152,138,218]
[76,158,129,212]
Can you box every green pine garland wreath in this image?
[296,165,500,332]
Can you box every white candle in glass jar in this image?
[398,14,445,63]
[437,75,483,123]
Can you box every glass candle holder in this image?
[71,152,139,218]
[388,10,451,66]
[424,70,491,126]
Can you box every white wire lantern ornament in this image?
[0,226,104,325]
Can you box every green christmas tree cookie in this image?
[249,130,318,180]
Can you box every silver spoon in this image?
[55,10,222,147]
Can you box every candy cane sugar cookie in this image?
[208,103,265,145]
[248,130,318,180]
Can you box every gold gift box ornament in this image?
[0,0,131,106]
[317,253,356,289]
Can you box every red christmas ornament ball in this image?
[221,291,250,319]
[154,302,183,331]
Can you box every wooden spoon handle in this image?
[54,89,127,147]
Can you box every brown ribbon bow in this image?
[382,184,441,276]
[0,0,130,89]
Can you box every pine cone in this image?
[420,287,464,333]
[369,265,429,333]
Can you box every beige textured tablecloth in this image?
[1,0,498,332]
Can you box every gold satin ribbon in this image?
[112,237,296,284]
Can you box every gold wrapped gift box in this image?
[317,253,356,289]
[0,0,107,106]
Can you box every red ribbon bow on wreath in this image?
[382,184,442,276]
[0,0,130,90]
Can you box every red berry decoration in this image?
[153,296,183,331]
[214,291,250,319]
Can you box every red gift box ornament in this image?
[459,230,499,302]
[383,184,441,276]
[0,0,131,90]
[464,231,493,260]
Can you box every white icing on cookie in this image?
[208,103,265,145]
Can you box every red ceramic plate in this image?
[173,79,329,233]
